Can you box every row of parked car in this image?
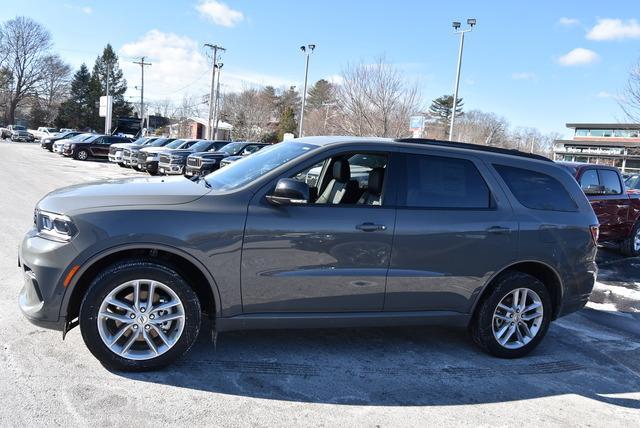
[1,125,75,142]
[39,130,271,177]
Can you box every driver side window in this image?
[289,153,388,206]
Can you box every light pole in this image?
[449,18,476,141]
[298,44,315,137]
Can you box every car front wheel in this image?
[79,259,201,371]
[470,271,551,358]
[75,149,89,161]
[620,222,640,257]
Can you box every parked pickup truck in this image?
[559,162,640,256]
[29,127,58,140]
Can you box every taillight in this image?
[590,225,599,244]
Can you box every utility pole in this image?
[104,61,110,134]
[205,44,226,139]
[133,57,152,132]
[298,44,315,138]
[449,19,476,141]
[213,63,224,140]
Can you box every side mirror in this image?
[266,178,310,206]
[583,184,606,195]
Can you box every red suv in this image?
[559,162,640,256]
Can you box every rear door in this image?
[385,151,517,314]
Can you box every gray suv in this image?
[18,137,598,371]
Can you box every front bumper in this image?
[158,161,185,175]
[18,229,77,331]
[12,136,34,142]
[108,151,124,163]
[184,164,216,177]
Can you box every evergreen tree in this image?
[306,79,335,110]
[278,86,301,116]
[88,44,132,129]
[55,64,93,129]
[277,106,297,140]
[428,95,463,139]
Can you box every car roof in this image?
[290,136,553,163]
[556,161,620,171]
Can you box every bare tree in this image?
[621,61,640,122]
[219,87,273,140]
[0,17,52,124]
[37,55,70,125]
[335,56,420,137]
[455,110,509,147]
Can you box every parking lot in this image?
[1,141,639,426]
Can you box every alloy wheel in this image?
[492,287,544,349]
[97,279,185,360]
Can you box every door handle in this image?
[486,226,511,234]
[356,222,387,232]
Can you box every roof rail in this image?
[395,138,553,162]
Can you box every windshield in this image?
[83,135,102,143]
[218,142,246,155]
[14,125,26,131]
[165,139,188,149]
[204,142,317,191]
[130,137,148,145]
[147,138,173,147]
[188,140,215,152]
[47,128,57,132]
[72,133,93,141]
[626,175,640,190]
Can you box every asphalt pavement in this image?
[1,141,638,426]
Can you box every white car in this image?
[108,136,158,165]
[52,133,94,154]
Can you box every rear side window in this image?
[579,170,599,191]
[599,170,622,195]
[401,154,491,208]
[494,165,577,212]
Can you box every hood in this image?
[14,130,31,135]
[163,149,193,156]
[111,142,134,150]
[37,176,211,214]
[193,151,229,160]
[141,146,170,154]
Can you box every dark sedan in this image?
[11,130,35,142]
[41,131,82,151]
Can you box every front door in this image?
[385,152,517,314]
[241,151,396,313]
[580,168,629,241]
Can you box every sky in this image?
[1,0,639,138]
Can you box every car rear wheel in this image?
[620,222,640,257]
[79,259,201,371]
[470,271,551,358]
[75,149,89,161]
[117,162,126,167]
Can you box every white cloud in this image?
[63,3,93,14]
[196,0,244,27]
[326,74,345,86]
[558,17,580,27]
[587,18,640,41]
[557,48,599,66]
[596,91,625,101]
[81,6,93,14]
[511,72,537,81]
[119,30,294,104]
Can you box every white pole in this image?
[299,51,311,137]
[449,31,465,141]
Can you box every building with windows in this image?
[553,123,640,173]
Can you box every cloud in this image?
[587,18,640,41]
[557,48,599,66]
[596,91,625,101]
[558,17,580,27]
[196,0,244,27]
[63,3,93,14]
[511,72,537,81]
[119,30,294,104]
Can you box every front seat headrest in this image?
[332,160,351,182]
[368,168,384,195]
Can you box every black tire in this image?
[79,259,201,371]
[117,162,126,168]
[75,149,89,161]
[470,271,552,358]
[620,222,640,257]
[148,170,158,176]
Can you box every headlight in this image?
[146,155,157,161]
[35,209,77,242]
[70,144,75,149]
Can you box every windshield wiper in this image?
[200,176,212,188]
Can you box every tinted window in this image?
[599,170,622,195]
[402,155,491,209]
[580,170,599,190]
[495,165,577,212]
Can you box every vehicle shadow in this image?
[114,319,640,408]
[594,247,640,313]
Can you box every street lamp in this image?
[298,44,316,137]
[448,18,476,141]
